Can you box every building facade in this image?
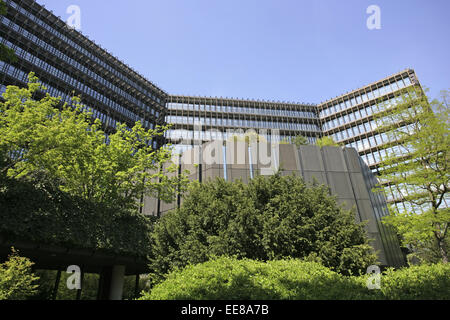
[0,0,167,147]
[165,95,321,154]
[0,0,431,267]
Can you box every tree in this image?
[0,1,17,63]
[374,87,449,264]
[0,248,39,300]
[316,136,341,147]
[292,135,309,147]
[0,73,187,210]
[149,174,377,284]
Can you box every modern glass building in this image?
[1,0,435,266]
[0,0,167,147]
[317,69,426,213]
[165,95,321,154]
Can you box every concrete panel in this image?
[327,172,354,199]
[279,170,300,177]
[142,195,158,216]
[337,198,358,214]
[368,232,388,266]
[204,168,222,181]
[344,148,362,173]
[278,144,298,171]
[202,141,224,169]
[225,141,248,169]
[349,173,370,200]
[160,200,176,214]
[255,142,273,168]
[322,146,348,172]
[230,168,249,183]
[298,145,325,172]
[357,200,379,233]
[303,171,328,185]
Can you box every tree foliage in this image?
[374,87,449,264]
[149,174,377,284]
[0,73,187,211]
[0,175,155,258]
[292,135,309,147]
[0,248,39,300]
[316,136,341,147]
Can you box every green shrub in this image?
[150,175,377,284]
[378,263,450,300]
[140,257,372,300]
[0,248,39,300]
[141,258,450,300]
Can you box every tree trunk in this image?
[438,238,448,264]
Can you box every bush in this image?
[141,258,450,300]
[0,177,155,259]
[0,248,39,300]
[378,263,450,300]
[149,174,377,284]
[140,257,371,300]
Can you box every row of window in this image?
[330,119,379,143]
[354,144,407,169]
[7,0,162,104]
[319,77,412,119]
[0,60,156,137]
[167,102,317,119]
[0,36,161,126]
[322,96,403,132]
[2,15,158,116]
[166,115,320,132]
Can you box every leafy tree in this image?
[0,248,39,300]
[0,73,187,210]
[374,87,449,264]
[0,1,17,63]
[316,136,341,147]
[149,174,377,284]
[292,135,309,147]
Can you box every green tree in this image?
[316,136,341,147]
[0,73,187,210]
[292,135,309,147]
[149,174,377,284]
[0,1,17,63]
[374,87,449,264]
[0,248,39,300]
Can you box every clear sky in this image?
[38,0,450,103]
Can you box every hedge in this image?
[140,257,450,300]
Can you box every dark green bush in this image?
[0,177,154,259]
[150,174,377,284]
[140,257,371,300]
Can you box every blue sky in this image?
[38,0,450,103]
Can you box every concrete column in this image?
[109,265,125,300]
